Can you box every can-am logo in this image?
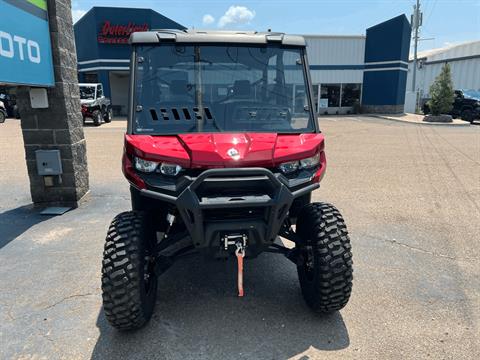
[0,31,41,64]
[97,21,149,44]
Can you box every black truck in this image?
[423,89,480,123]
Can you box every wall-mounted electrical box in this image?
[35,150,63,175]
[30,88,49,109]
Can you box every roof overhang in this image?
[129,30,306,47]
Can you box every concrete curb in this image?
[371,114,471,127]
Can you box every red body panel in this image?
[123,133,327,188]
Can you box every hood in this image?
[125,133,325,168]
[80,99,95,105]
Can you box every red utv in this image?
[101,30,353,330]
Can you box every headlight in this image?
[134,157,159,173]
[159,163,182,176]
[279,160,299,174]
[279,153,320,174]
[299,152,320,169]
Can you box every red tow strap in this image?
[236,249,245,297]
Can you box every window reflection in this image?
[341,83,361,107]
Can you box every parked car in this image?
[423,89,480,123]
[79,83,112,126]
[0,99,6,123]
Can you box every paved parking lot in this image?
[1,116,479,359]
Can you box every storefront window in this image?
[341,83,361,107]
[84,72,98,83]
[321,84,340,107]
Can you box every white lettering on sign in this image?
[0,31,14,58]
[27,40,41,63]
[0,31,41,64]
[13,35,26,60]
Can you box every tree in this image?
[428,63,455,115]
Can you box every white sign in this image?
[319,98,328,108]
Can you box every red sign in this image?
[97,21,149,44]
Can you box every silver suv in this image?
[79,83,112,126]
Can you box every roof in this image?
[411,40,480,61]
[302,34,366,40]
[129,29,306,46]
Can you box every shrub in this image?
[427,63,455,115]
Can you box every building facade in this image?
[74,8,411,115]
[74,7,185,116]
[406,40,480,100]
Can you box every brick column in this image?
[16,0,89,208]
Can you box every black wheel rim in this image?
[301,245,315,281]
[143,239,156,295]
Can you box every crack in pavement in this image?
[368,235,476,262]
[40,292,96,311]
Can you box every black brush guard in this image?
[140,168,318,258]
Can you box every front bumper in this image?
[140,167,319,257]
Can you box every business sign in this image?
[98,21,149,44]
[0,0,54,86]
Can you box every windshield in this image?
[462,89,480,101]
[133,44,314,134]
[80,86,96,100]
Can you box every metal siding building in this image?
[304,35,365,114]
[305,35,365,82]
[304,15,411,114]
[406,40,480,99]
[74,7,185,116]
[74,8,411,115]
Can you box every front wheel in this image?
[103,107,112,123]
[296,202,353,313]
[461,109,474,123]
[0,111,5,124]
[92,110,102,126]
[101,211,158,330]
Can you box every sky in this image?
[71,0,480,52]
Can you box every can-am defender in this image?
[102,30,353,330]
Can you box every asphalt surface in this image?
[0,116,479,359]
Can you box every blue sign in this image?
[0,0,54,86]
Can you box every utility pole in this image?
[411,0,422,92]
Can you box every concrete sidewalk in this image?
[373,112,471,126]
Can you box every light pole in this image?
[411,0,422,93]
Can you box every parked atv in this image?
[79,83,112,126]
[0,99,7,124]
[102,30,353,330]
[0,93,20,119]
